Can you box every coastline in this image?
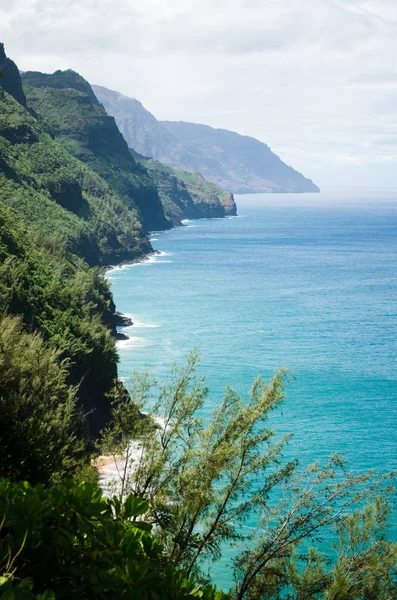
[105,249,162,341]
[105,210,239,343]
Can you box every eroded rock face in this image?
[222,192,238,216]
[0,43,26,107]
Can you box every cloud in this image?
[1,0,397,188]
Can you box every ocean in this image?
[106,190,397,587]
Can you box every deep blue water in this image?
[107,190,397,587]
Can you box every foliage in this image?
[0,315,86,484]
[0,45,156,479]
[0,201,118,437]
[0,479,228,600]
[0,89,146,266]
[22,74,170,232]
[141,157,236,222]
[102,353,396,599]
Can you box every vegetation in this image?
[22,71,170,232]
[0,89,148,266]
[140,156,236,223]
[0,479,227,599]
[0,200,118,437]
[1,356,395,599]
[0,43,396,599]
[0,315,87,484]
[101,354,397,599]
[0,43,158,447]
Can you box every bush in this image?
[0,479,228,600]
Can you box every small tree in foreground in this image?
[102,352,397,599]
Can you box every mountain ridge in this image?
[92,84,319,194]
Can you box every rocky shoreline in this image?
[106,249,162,342]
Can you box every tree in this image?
[0,315,87,484]
[101,353,396,598]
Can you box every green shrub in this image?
[0,479,228,600]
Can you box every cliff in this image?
[0,46,160,436]
[22,71,170,232]
[135,153,237,223]
[92,84,319,194]
[162,121,320,194]
[0,42,26,107]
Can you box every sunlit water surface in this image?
[106,190,397,589]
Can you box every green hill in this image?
[0,44,238,450]
[136,154,237,223]
[22,70,170,233]
[0,45,155,442]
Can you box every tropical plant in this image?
[101,353,396,599]
[0,479,228,599]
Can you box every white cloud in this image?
[1,0,396,188]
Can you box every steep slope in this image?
[163,121,320,194]
[0,89,151,266]
[0,42,26,107]
[0,201,118,436]
[0,44,153,437]
[93,84,319,194]
[91,85,237,220]
[92,84,178,160]
[140,156,237,222]
[22,71,170,232]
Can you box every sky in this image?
[1,0,397,189]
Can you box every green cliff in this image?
[0,45,238,448]
[0,47,153,440]
[135,153,237,223]
[0,42,26,107]
[22,70,170,232]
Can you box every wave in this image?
[105,262,137,276]
[121,314,159,329]
[116,336,150,349]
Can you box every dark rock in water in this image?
[116,332,129,341]
[114,311,133,327]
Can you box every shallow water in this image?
[106,190,397,588]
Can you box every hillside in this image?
[93,84,319,194]
[0,44,238,446]
[0,44,152,439]
[22,70,170,232]
[136,154,237,222]
[163,121,320,194]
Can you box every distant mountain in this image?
[93,85,319,194]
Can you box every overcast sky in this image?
[1,0,397,189]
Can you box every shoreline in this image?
[104,248,161,273]
[106,210,239,342]
[105,250,161,341]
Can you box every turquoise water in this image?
[107,190,397,586]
